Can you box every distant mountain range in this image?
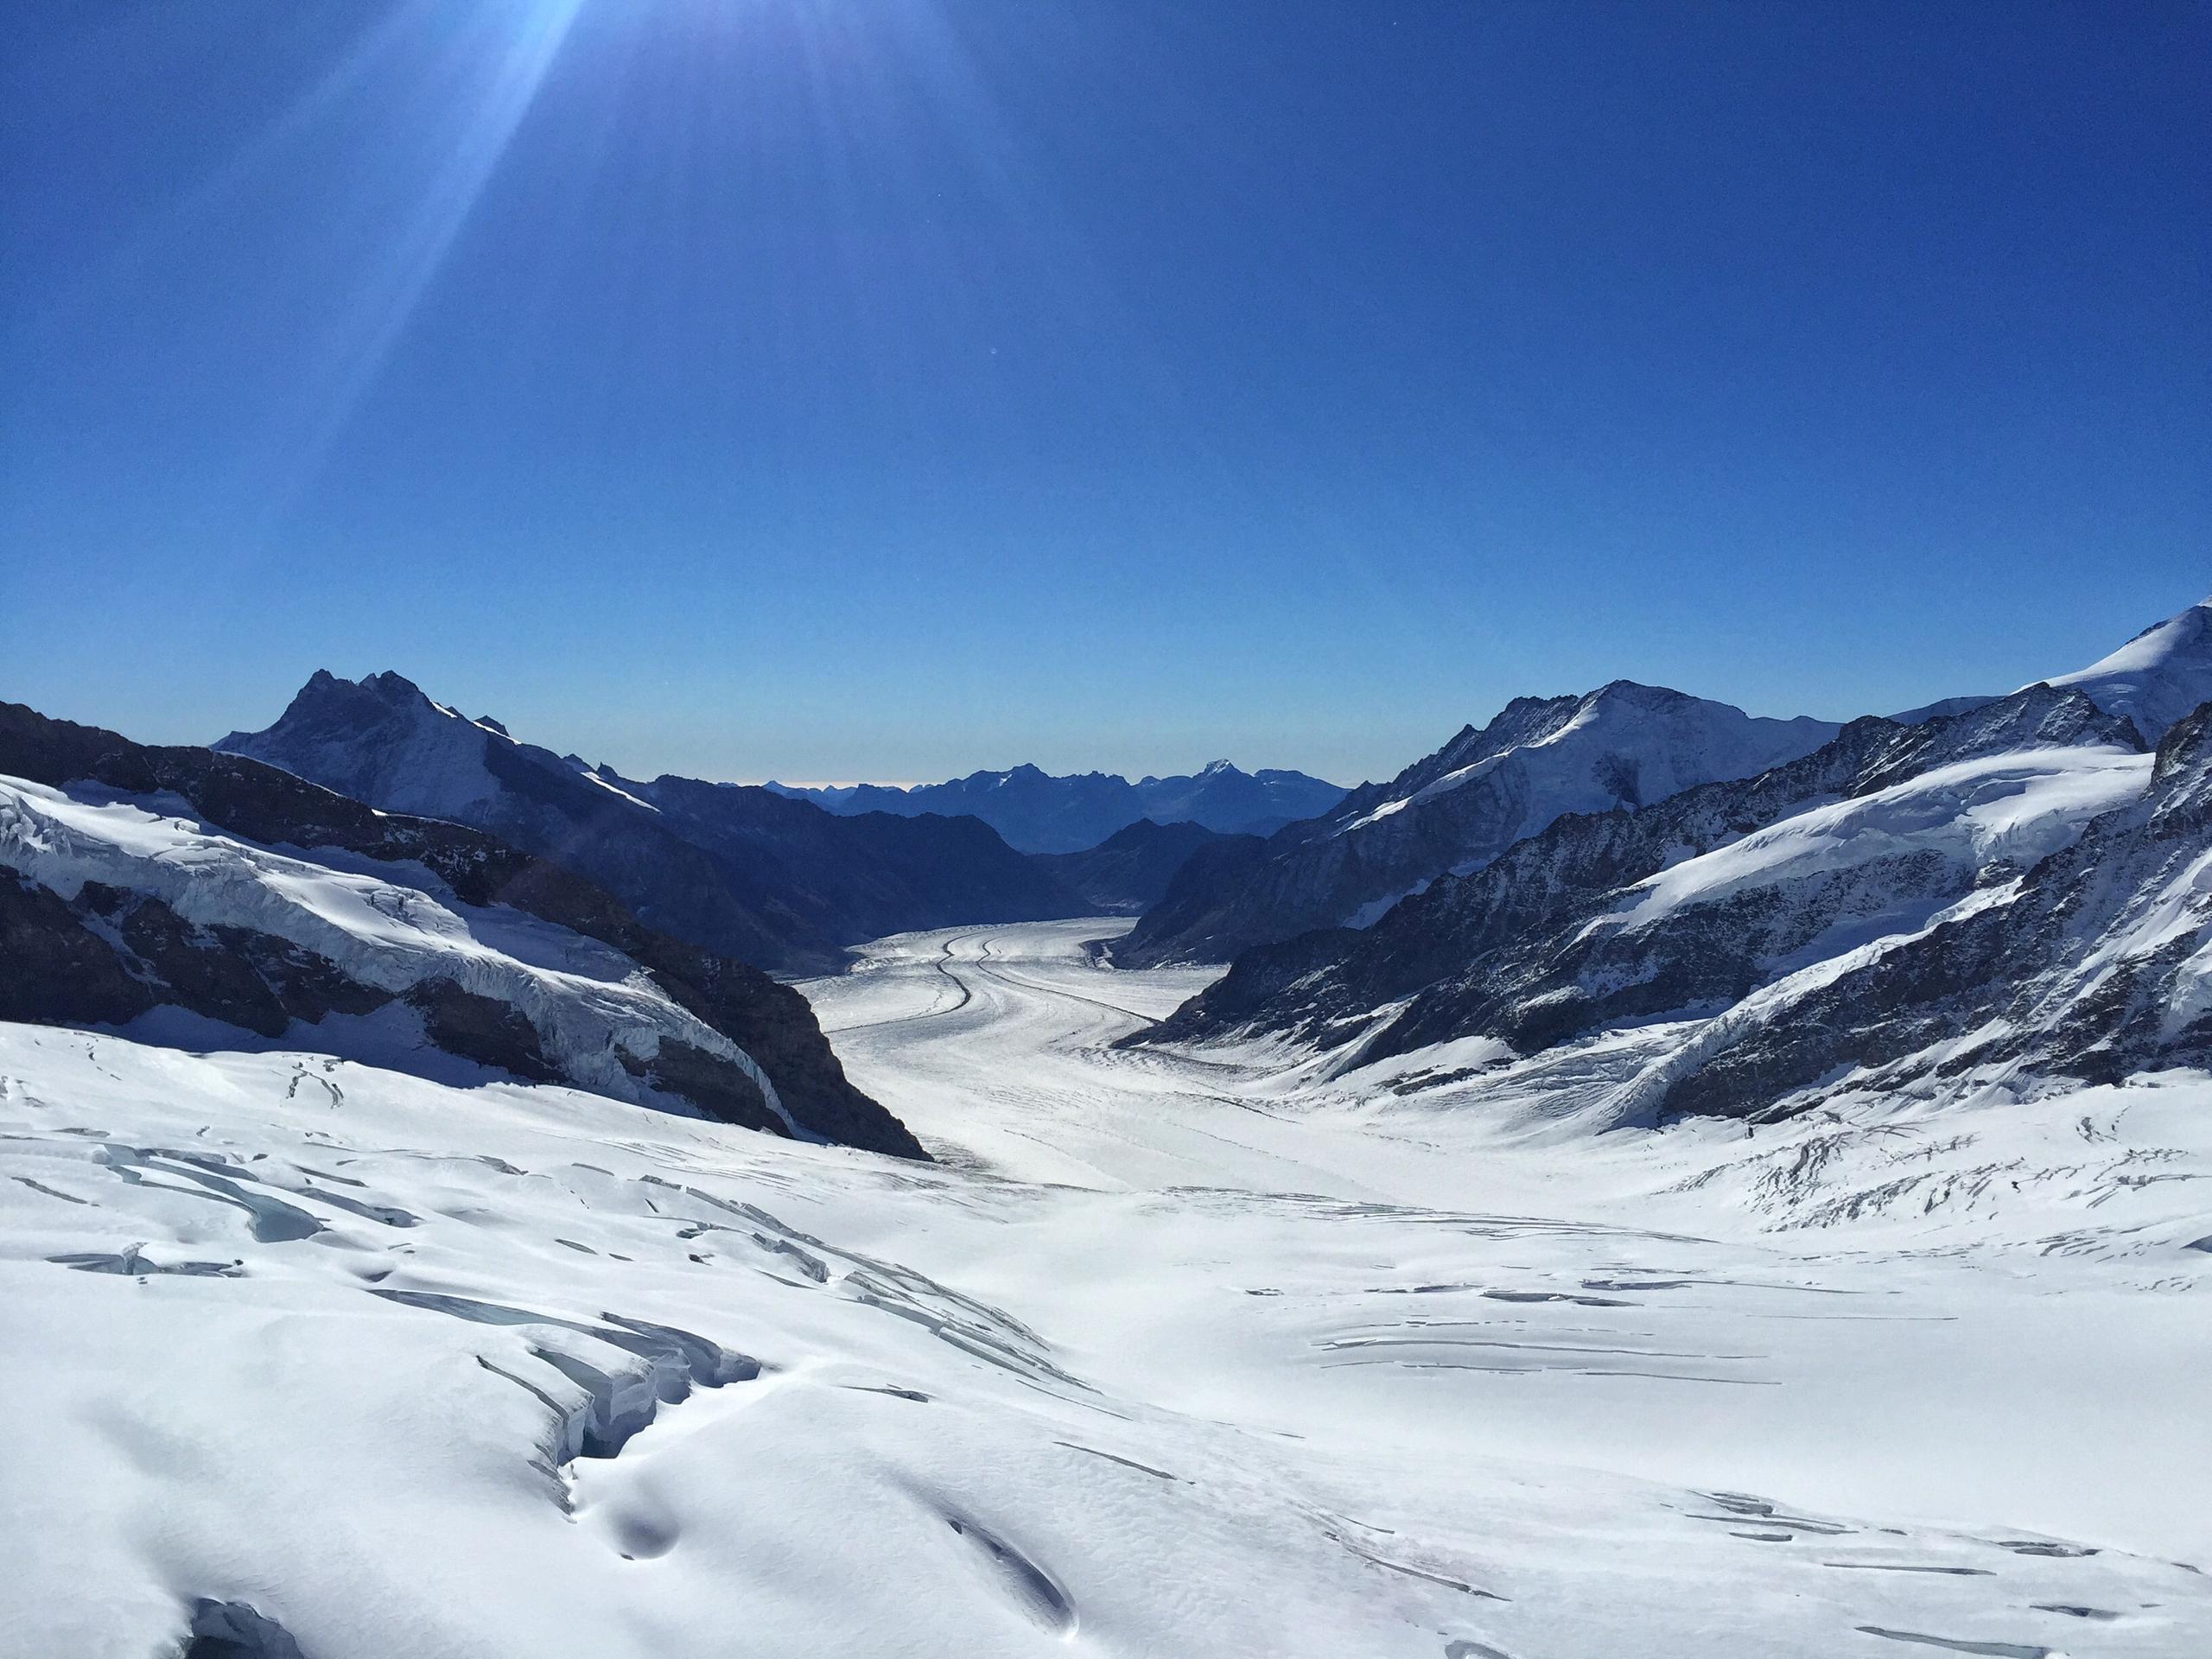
[1125,598,2212,1129]
[767,760,1346,855]
[215,671,1093,975]
[1112,682,1841,967]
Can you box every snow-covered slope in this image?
[1136,683,2174,1124]
[1116,681,1840,966]
[6,998,2207,1658]
[0,773,874,1147]
[772,759,1347,855]
[1,774,798,1114]
[2039,596,2212,741]
[0,701,918,1156]
[217,673,1088,973]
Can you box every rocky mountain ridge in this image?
[1,701,921,1156]
[1130,653,2212,1130]
[1114,680,1841,967]
[769,759,1345,855]
[1138,684,2139,1063]
[217,671,1089,974]
[1030,817,1237,914]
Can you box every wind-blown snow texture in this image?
[7,921,2205,1657]
[1116,681,1840,966]
[771,759,1347,854]
[218,672,1090,973]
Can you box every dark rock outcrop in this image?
[181,1599,308,1659]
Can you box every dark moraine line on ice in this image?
[971,952,1160,1022]
[1854,1628,2050,1658]
[821,936,979,1034]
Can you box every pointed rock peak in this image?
[1198,759,1238,778]
[359,670,429,703]
[475,715,510,738]
[271,668,430,724]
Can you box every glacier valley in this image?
[3,917,2206,1658]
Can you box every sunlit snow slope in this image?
[3,920,2207,1656]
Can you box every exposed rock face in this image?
[1647,699,2212,1122]
[404,979,563,1085]
[771,760,1346,855]
[181,1599,308,1659]
[1116,682,1840,967]
[214,671,1086,974]
[0,701,924,1158]
[1031,818,1238,915]
[1135,685,2186,1126]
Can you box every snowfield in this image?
[5,920,2206,1657]
[1611,747,2151,935]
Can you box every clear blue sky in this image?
[5,2,2206,787]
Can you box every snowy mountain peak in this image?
[1586,677,1690,707]
[214,674,1093,972]
[2041,600,2212,741]
[1116,683,1841,965]
[219,670,507,821]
